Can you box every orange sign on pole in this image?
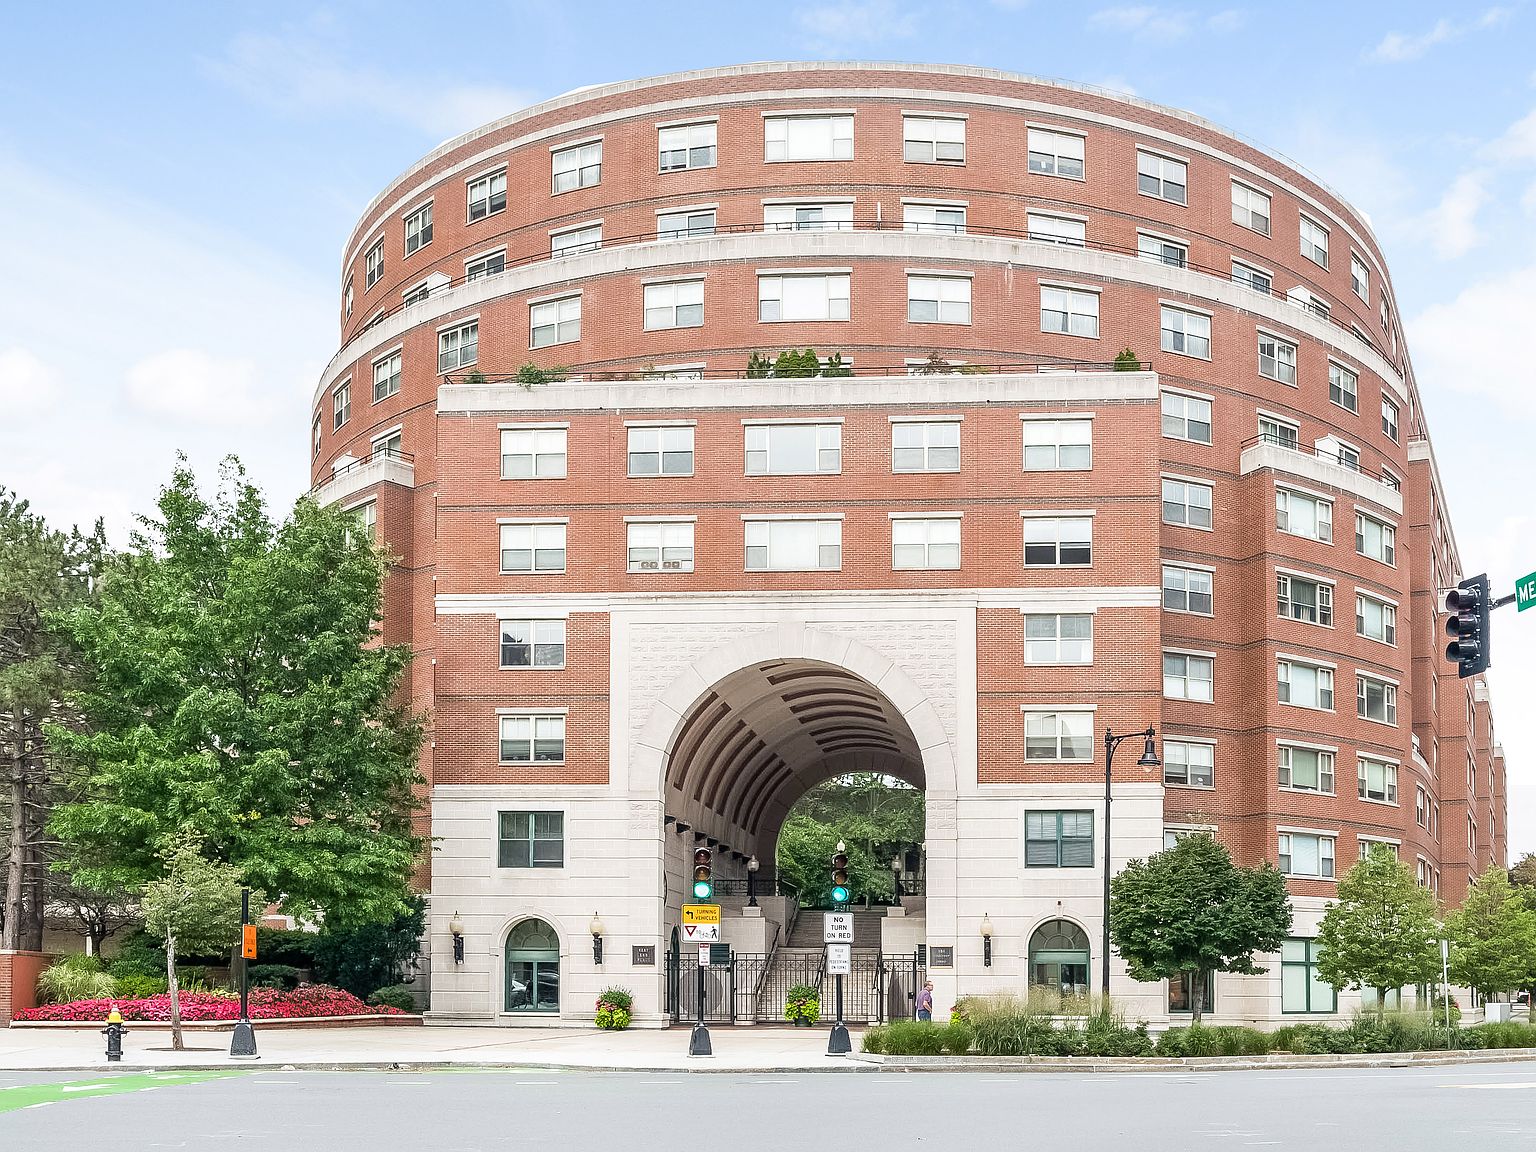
[242,924,258,959]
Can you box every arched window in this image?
[1028,919,1090,998]
[505,919,560,1013]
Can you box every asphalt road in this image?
[4,1063,1536,1150]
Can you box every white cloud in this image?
[1367,7,1512,63]
[1206,8,1246,32]
[1408,263,1536,420]
[1522,178,1536,215]
[124,350,270,427]
[0,347,57,414]
[1487,106,1536,164]
[1089,6,1193,39]
[1418,170,1492,258]
[1090,76,1140,97]
[795,0,921,49]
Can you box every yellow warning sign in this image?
[682,903,721,925]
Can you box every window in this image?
[1137,151,1187,204]
[1025,811,1094,867]
[466,249,506,281]
[1232,260,1272,294]
[1163,740,1214,788]
[530,295,581,348]
[500,620,566,668]
[745,422,841,475]
[1417,857,1431,886]
[1163,651,1214,702]
[1416,785,1428,828]
[1279,745,1335,793]
[1026,212,1086,245]
[1138,232,1188,267]
[1355,512,1395,565]
[1357,675,1397,725]
[907,275,971,324]
[403,202,433,256]
[1356,594,1396,645]
[1023,419,1092,470]
[364,241,384,290]
[1162,564,1213,615]
[467,170,507,221]
[498,811,564,867]
[344,281,353,318]
[628,425,694,476]
[371,428,402,460]
[903,116,965,163]
[1041,286,1099,338]
[644,280,704,330]
[1161,391,1212,443]
[552,140,601,193]
[1299,215,1330,267]
[372,351,401,403]
[904,202,967,234]
[891,420,960,472]
[764,202,854,232]
[744,518,841,571]
[1351,254,1370,302]
[1279,833,1335,879]
[551,223,602,258]
[1024,713,1093,762]
[1023,517,1092,566]
[1024,614,1092,664]
[1160,306,1210,358]
[438,321,479,373]
[402,281,432,307]
[1259,415,1299,450]
[764,114,853,161]
[892,517,961,570]
[499,522,566,573]
[332,381,350,431]
[1258,333,1298,385]
[758,273,850,322]
[1289,286,1332,320]
[1278,660,1334,710]
[1381,395,1399,442]
[351,500,376,545]
[657,207,717,239]
[1277,572,1333,626]
[1162,477,1213,529]
[1231,181,1271,235]
[1276,488,1332,542]
[1026,128,1084,178]
[1282,939,1336,1012]
[658,121,716,171]
[501,427,567,479]
[1358,758,1398,804]
[1170,970,1215,1015]
[1359,840,1398,863]
[1329,362,1358,413]
[627,521,694,572]
[498,716,566,765]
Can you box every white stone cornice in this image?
[1240,440,1402,515]
[308,454,415,508]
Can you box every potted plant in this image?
[594,986,633,1030]
[784,984,821,1026]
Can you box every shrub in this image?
[1472,1021,1536,1049]
[861,1026,888,1054]
[515,363,568,389]
[247,964,304,991]
[1113,348,1142,371]
[821,352,852,377]
[1430,992,1462,1027]
[106,930,167,981]
[785,984,820,1024]
[311,898,425,999]
[942,1020,975,1055]
[17,983,403,1022]
[882,1020,948,1056]
[745,352,774,379]
[368,985,419,1012]
[113,973,168,1000]
[1082,1006,1156,1057]
[595,986,633,1030]
[36,955,118,1005]
[253,928,319,968]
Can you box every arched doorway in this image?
[1028,919,1090,999]
[504,919,560,1013]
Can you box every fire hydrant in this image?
[103,1006,128,1062]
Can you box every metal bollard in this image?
[103,1006,128,1062]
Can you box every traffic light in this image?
[1445,573,1491,679]
[830,843,850,906]
[692,847,713,901]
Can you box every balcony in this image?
[1239,435,1402,515]
[310,450,415,508]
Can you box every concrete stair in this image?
[785,907,885,949]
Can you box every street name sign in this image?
[682,904,721,925]
[824,911,854,943]
[682,923,720,943]
[1518,570,1536,612]
[825,943,851,974]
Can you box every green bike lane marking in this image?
[0,1071,245,1114]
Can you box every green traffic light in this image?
[693,880,713,900]
[831,885,850,904]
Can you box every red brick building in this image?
[308,62,1506,1027]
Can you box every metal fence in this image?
[665,948,927,1024]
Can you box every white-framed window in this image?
[1232,260,1272,294]
[371,428,402,459]
[643,279,704,330]
[1163,740,1214,788]
[764,201,854,232]
[1024,614,1092,664]
[404,202,433,255]
[1258,333,1298,385]
[499,522,567,574]
[1277,572,1333,626]
[402,281,432,307]
[907,275,971,324]
[1381,466,1401,493]
[1027,128,1085,178]
[1381,395,1400,442]
[438,320,478,373]
[1416,785,1428,828]
[764,114,853,162]
[903,115,965,163]
[351,499,376,545]
[658,121,716,172]
[1259,414,1299,449]
[1161,306,1210,358]
[745,422,841,475]
[628,425,694,476]
[498,714,565,764]
[892,517,961,570]
[1231,181,1271,235]
[467,169,507,221]
[1351,254,1370,302]
[1358,758,1398,804]
[1162,477,1213,529]
[1162,564,1213,615]
[1299,214,1330,267]
[744,517,841,571]
[657,207,717,239]
[1026,212,1086,246]
[1279,745,1335,794]
[372,350,401,403]
[1417,856,1431,886]
[344,280,353,318]
[466,248,506,280]
[1276,488,1332,542]
[1357,839,1398,862]
[1355,511,1396,565]
[500,427,567,479]
[530,295,581,348]
[1357,675,1398,725]
[364,240,384,290]
[1138,232,1188,268]
[1161,391,1212,443]
[1357,594,1397,645]
[551,223,602,258]
[904,201,967,234]
[1022,516,1092,567]
[1041,286,1099,338]
[1329,362,1359,413]
[1279,832,1335,879]
[892,420,960,472]
[1289,286,1332,320]
[627,520,695,573]
[1024,711,1093,761]
[500,619,566,669]
[1022,418,1092,470]
[758,273,850,322]
[1137,150,1188,204]
[1278,659,1334,710]
[552,140,602,193]
[1330,438,1361,471]
[332,380,351,431]
[1163,651,1214,702]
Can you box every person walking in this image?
[915,981,935,1022]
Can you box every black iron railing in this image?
[1242,433,1401,491]
[308,450,416,498]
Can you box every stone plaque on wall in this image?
[632,945,656,966]
[929,946,953,968]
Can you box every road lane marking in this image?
[1441,1081,1536,1089]
[0,1071,243,1115]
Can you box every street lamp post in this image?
[746,855,760,907]
[1101,727,1160,997]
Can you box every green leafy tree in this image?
[1112,348,1142,371]
[1316,846,1441,1018]
[774,775,922,906]
[50,459,423,929]
[1447,865,1536,1001]
[1109,834,1292,1024]
[312,896,426,997]
[1509,853,1536,894]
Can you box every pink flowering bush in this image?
[17,983,407,1022]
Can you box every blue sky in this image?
[4,2,1536,852]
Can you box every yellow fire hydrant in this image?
[103,1005,128,1062]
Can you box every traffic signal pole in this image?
[826,841,852,1056]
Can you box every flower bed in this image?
[16,983,405,1023]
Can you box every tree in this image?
[1446,865,1536,1001]
[312,896,426,997]
[1316,846,1441,1018]
[1109,834,1292,1024]
[774,775,923,907]
[1508,852,1536,894]
[49,459,424,929]
[140,830,247,1051]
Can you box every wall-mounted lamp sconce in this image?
[980,912,994,968]
[590,912,605,964]
[449,912,465,965]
